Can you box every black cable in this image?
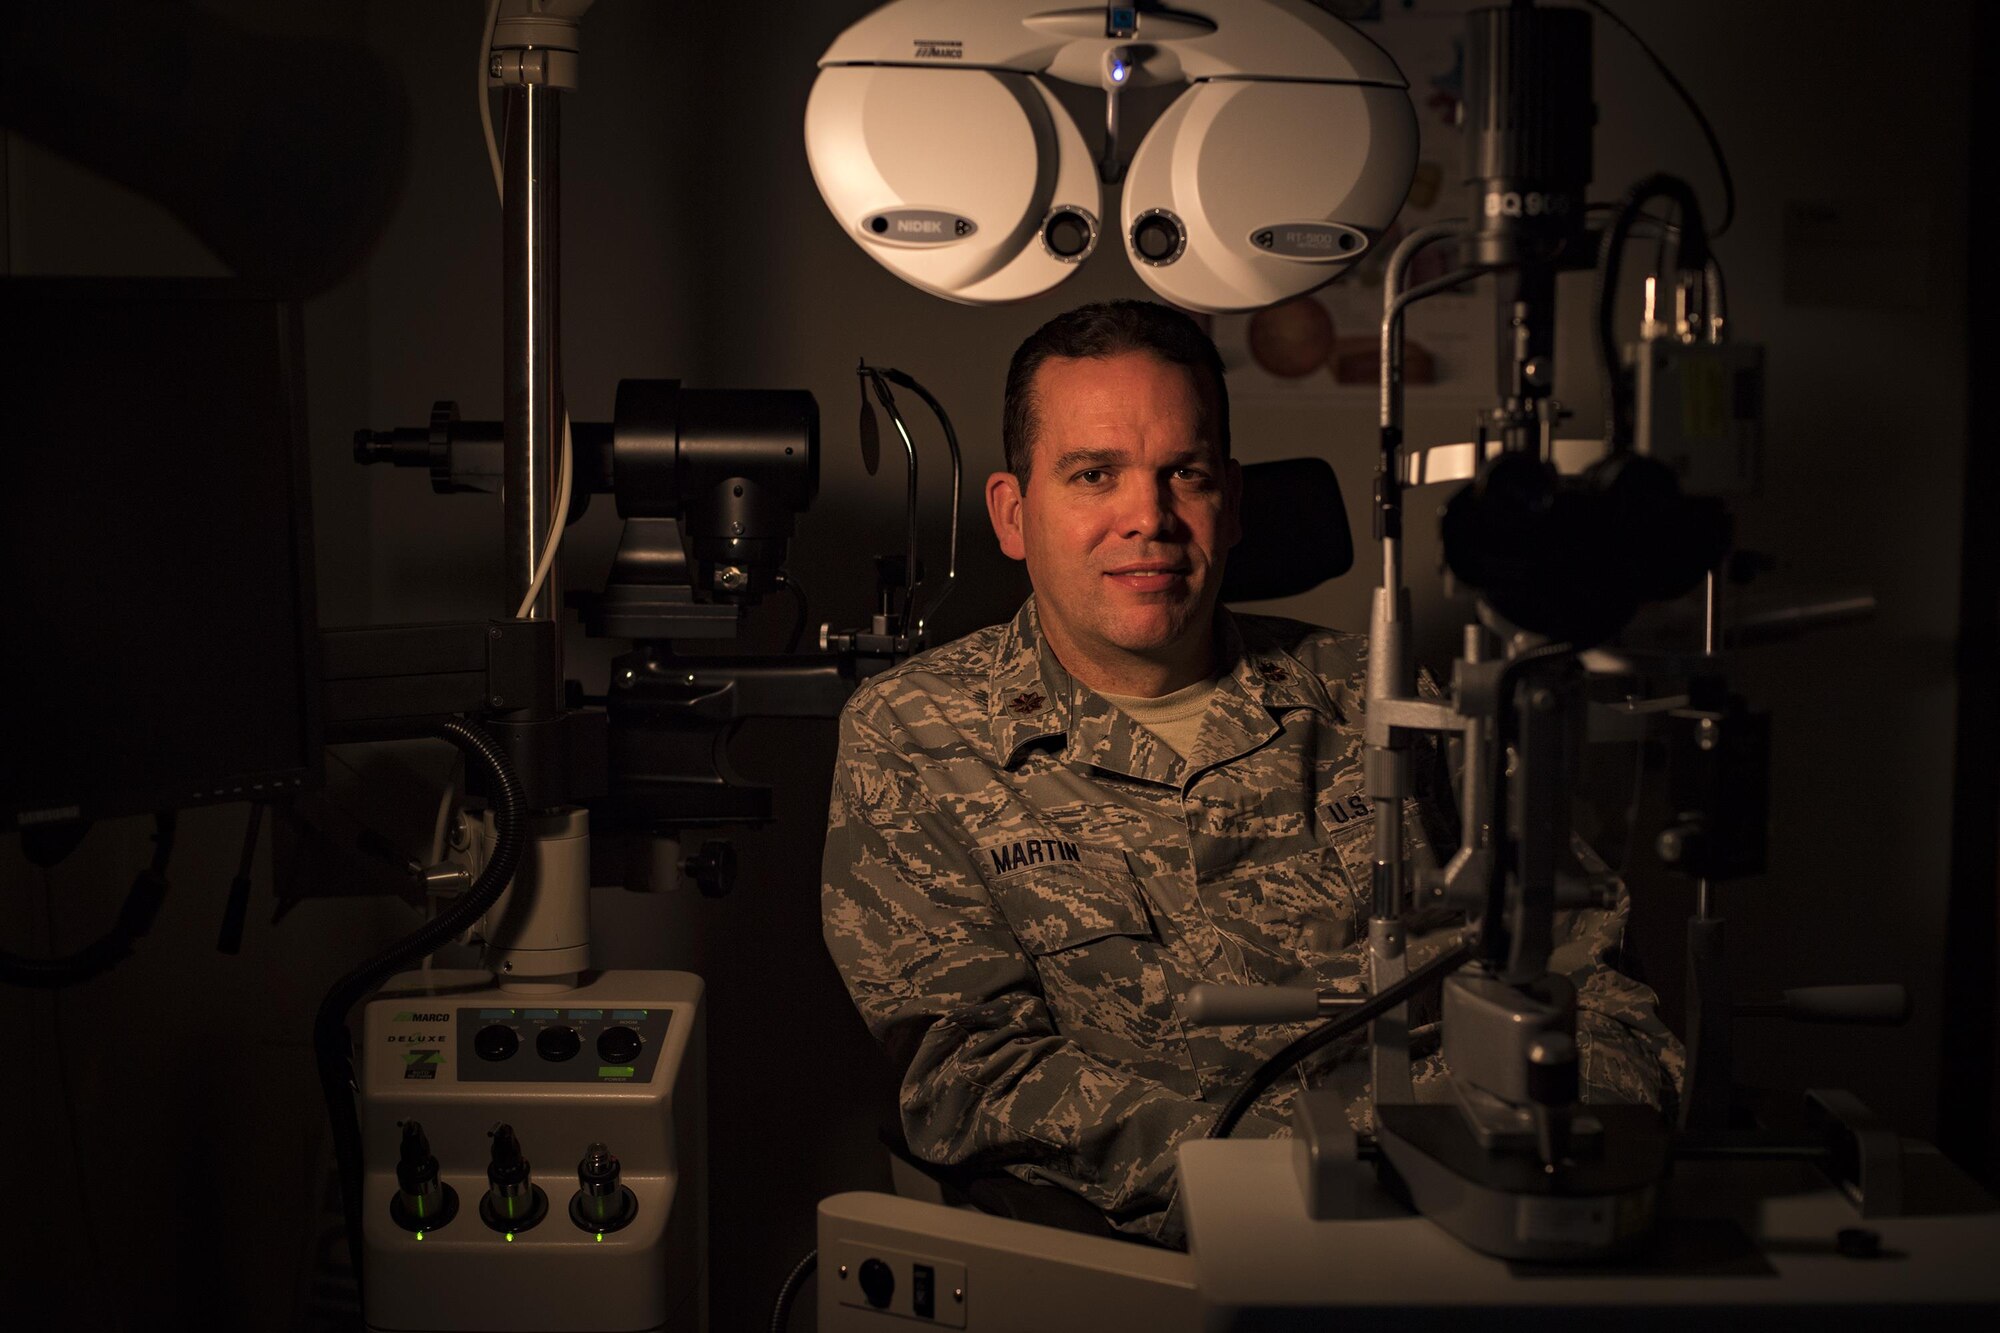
[1206,935,1479,1139]
[776,570,809,654]
[216,801,264,955]
[1650,197,1678,323]
[882,368,963,641]
[1582,0,1736,238]
[1618,733,1654,883]
[769,1247,817,1333]
[1594,175,1709,454]
[313,719,528,1288]
[40,867,116,1331]
[1,811,176,987]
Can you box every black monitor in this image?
[2,278,321,831]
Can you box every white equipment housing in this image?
[358,970,705,1333]
[804,0,1418,311]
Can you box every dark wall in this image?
[0,2,1982,1330]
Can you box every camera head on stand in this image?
[1441,448,1731,649]
[577,380,820,640]
[355,384,822,639]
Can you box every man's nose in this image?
[1118,476,1180,539]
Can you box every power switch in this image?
[828,1241,967,1328]
[858,1258,894,1309]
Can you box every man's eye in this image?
[1174,468,1212,484]
[1075,468,1107,485]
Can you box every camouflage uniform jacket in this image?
[822,597,1683,1246]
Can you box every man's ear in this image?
[986,470,1027,561]
[1220,456,1244,550]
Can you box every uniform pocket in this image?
[985,859,1196,1094]
[987,861,1154,955]
[1213,842,1363,970]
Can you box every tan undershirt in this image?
[1097,676,1221,759]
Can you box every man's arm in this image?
[1550,840,1687,1113]
[822,698,1281,1245]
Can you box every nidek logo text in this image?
[914,38,963,59]
[866,211,977,245]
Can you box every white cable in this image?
[514,410,574,619]
[482,0,575,621]
[480,0,504,199]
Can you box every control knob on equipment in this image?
[389,1121,459,1232]
[569,1142,639,1234]
[597,1024,643,1064]
[536,1026,581,1061]
[478,1123,549,1233]
[474,1023,519,1061]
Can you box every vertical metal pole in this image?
[1458,624,1491,851]
[1697,567,1722,920]
[503,81,564,636]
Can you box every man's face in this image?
[986,350,1241,687]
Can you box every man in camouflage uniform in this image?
[822,300,1683,1247]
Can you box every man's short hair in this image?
[1001,299,1230,483]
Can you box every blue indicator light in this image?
[1111,60,1128,83]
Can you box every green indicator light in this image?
[599,1066,635,1078]
[595,1232,604,1243]
[415,1230,425,1241]
[505,1232,515,1242]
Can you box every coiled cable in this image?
[313,718,528,1282]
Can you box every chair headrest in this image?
[1220,457,1353,604]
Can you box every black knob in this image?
[681,840,736,898]
[536,1026,581,1062]
[397,1122,437,1186]
[579,1142,622,1191]
[858,1257,895,1309]
[474,1024,519,1061]
[1132,213,1183,264]
[480,1123,548,1233]
[598,1025,643,1064]
[1525,1035,1579,1106]
[1837,1227,1883,1259]
[390,1120,459,1232]
[571,1142,638,1233]
[1043,209,1093,259]
[489,1124,528,1184]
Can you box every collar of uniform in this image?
[1222,613,1339,720]
[1064,682,1189,787]
[990,597,1070,765]
[987,601,1335,774]
[1169,613,1330,772]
